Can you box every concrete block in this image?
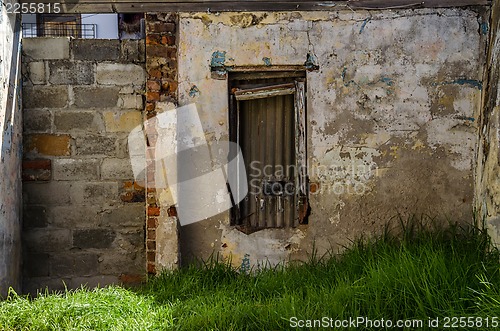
[73,229,116,249]
[25,134,71,156]
[73,86,120,108]
[96,63,145,86]
[53,159,100,181]
[23,253,50,277]
[23,86,69,109]
[51,252,99,277]
[74,135,117,156]
[102,204,145,227]
[121,39,146,62]
[54,111,103,133]
[73,39,120,61]
[98,252,144,275]
[116,136,133,158]
[23,109,51,132]
[117,228,145,249]
[70,182,119,206]
[48,206,102,228]
[23,206,48,228]
[48,61,95,85]
[23,182,72,205]
[118,94,144,110]
[23,228,71,252]
[103,111,142,132]
[101,158,134,180]
[22,37,70,60]
[27,61,46,84]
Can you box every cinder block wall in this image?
[21,38,146,293]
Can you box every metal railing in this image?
[22,23,97,38]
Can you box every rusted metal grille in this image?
[22,23,96,38]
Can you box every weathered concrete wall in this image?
[0,8,22,296]
[22,38,146,293]
[156,8,489,268]
[476,2,500,244]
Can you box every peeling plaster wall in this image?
[168,8,488,268]
[476,2,500,244]
[0,8,22,295]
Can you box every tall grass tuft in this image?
[1,216,500,330]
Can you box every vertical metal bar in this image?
[283,94,294,228]
[275,95,285,228]
[258,98,267,228]
[229,95,238,225]
[248,100,258,228]
[266,97,276,227]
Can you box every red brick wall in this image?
[145,13,178,274]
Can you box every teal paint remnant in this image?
[189,85,200,98]
[211,51,226,69]
[454,115,475,122]
[305,53,319,70]
[480,22,488,35]
[380,77,394,86]
[240,254,251,274]
[359,17,371,34]
[262,57,272,66]
[432,79,482,90]
[341,67,358,88]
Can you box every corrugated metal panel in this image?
[239,93,295,229]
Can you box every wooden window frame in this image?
[228,71,309,232]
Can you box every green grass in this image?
[2,218,500,330]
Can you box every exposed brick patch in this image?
[22,159,52,181]
[147,217,157,228]
[167,206,177,217]
[145,12,178,115]
[147,240,156,250]
[148,206,160,216]
[147,262,156,274]
[121,181,146,203]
